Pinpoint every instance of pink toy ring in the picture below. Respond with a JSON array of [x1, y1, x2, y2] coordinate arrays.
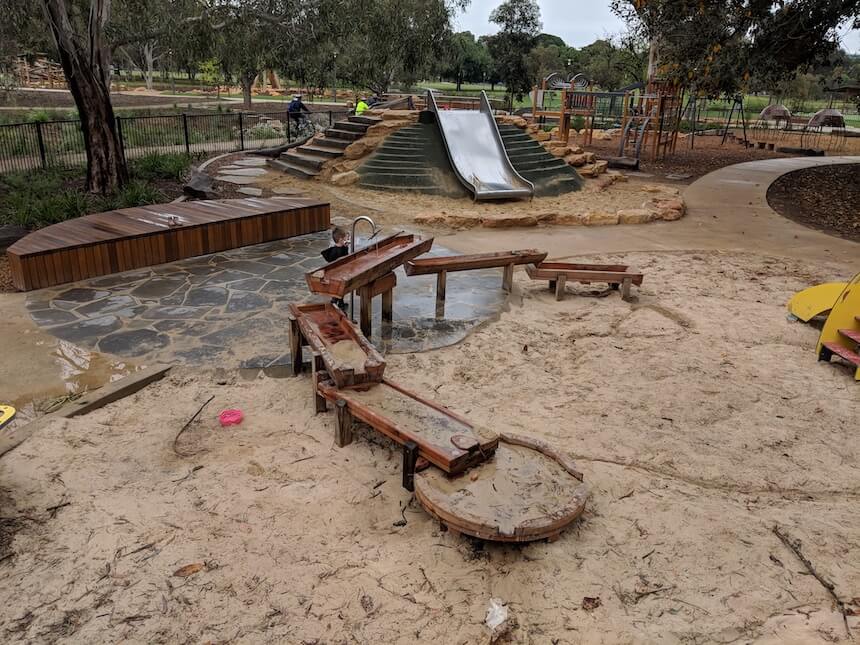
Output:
[[219, 409, 244, 427]]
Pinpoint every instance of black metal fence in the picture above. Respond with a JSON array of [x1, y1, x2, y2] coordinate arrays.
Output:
[[0, 109, 349, 174]]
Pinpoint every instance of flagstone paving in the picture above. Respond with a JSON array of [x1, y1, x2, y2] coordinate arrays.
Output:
[[25, 232, 507, 368]]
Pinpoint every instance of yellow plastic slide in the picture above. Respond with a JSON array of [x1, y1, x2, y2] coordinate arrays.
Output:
[[817, 273, 860, 381], [0, 405, 16, 431], [787, 282, 847, 322]]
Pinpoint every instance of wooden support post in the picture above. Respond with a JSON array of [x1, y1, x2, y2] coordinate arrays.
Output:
[[335, 399, 353, 447], [435, 270, 447, 319], [548, 279, 556, 292], [311, 353, 327, 414], [621, 277, 632, 302], [381, 288, 393, 324], [502, 263, 514, 292], [358, 286, 372, 338], [555, 274, 567, 301], [402, 440, 419, 492], [289, 315, 303, 376]]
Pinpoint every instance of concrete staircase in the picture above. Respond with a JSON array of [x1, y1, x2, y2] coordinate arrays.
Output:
[[268, 114, 382, 179], [357, 117, 584, 198], [497, 125, 584, 196], [357, 121, 466, 196]]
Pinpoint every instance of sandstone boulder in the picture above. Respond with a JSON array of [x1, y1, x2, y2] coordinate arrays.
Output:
[[495, 114, 528, 128], [565, 153, 588, 167], [330, 171, 360, 186], [582, 211, 619, 226], [366, 120, 412, 136], [651, 198, 686, 221], [343, 136, 383, 160], [379, 109, 418, 122], [533, 130, 551, 142], [543, 212, 585, 226], [617, 209, 656, 225], [481, 213, 538, 228]]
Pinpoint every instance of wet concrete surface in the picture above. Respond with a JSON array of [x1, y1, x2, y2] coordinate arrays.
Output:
[[25, 232, 509, 369]]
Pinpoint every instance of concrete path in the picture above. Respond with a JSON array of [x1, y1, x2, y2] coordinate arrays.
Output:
[[440, 156, 860, 267]]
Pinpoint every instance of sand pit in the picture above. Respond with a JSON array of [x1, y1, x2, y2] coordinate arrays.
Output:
[[1, 250, 859, 643]]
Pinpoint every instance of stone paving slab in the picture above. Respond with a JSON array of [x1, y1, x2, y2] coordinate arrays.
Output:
[[26, 232, 508, 367]]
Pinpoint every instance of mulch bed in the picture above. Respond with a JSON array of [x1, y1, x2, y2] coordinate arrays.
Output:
[[587, 134, 793, 183], [0, 89, 213, 109], [0, 255, 15, 293], [767, 163, 860, 242]]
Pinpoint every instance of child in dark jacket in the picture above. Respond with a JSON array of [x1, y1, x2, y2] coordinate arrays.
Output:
[[320, 226, 350, 311]]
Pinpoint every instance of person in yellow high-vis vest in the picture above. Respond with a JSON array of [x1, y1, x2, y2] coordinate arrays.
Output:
[[355, 97, 369, 115]]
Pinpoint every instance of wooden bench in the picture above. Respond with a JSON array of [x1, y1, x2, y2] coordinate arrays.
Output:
[[525, 262, 644, 301], [404, 249, 547, 317], [7, 197, 330, 291]]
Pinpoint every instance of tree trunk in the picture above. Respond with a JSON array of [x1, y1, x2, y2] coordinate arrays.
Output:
[[143, 42, 154, 90], [42, 0, 127, 195], [241, 72, 253, 109], [456, 73, 462, 92]]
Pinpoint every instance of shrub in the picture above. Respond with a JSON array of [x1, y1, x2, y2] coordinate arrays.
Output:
[[107, 180, 166, 209], [130, 152, 192, 181]]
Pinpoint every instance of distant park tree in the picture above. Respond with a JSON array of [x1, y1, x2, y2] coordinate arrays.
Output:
[[443, 32, 489, 90], [525, 44, 565, 84], [486, 0, 542, 102], [341, 0, 465, 94], [535, 33, 565, 49], [611, 0, 860, 95], [580, 38, 645, 90]]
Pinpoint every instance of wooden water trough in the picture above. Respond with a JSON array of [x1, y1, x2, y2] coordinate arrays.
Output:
[[405, 249, 547, 317], [305, 232, 433, 337], [526, 261, 644, 301]]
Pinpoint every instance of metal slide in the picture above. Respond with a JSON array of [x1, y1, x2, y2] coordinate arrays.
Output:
[[427, 91, 534, 200]]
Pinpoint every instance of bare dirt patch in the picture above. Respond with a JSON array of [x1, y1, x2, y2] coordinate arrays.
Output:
[[1, 250, 858, 643], [767, 163, 860, 243], [586, 134, 794, 183], [0, 89, 213, 110]]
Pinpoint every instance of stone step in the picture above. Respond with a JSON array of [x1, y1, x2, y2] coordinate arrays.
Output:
[[360, 165, 434, 176], [282, 151, 328, 171], [298, 145, 343, 159], [348, 115, 383, 126], [312, 137, 351, 151], [519, 166, 578, 180], [360, 179, 439, 191], [505, 142, 542, 151], [267, 158, 318, 179], [333, 120, 370, 133], [372, 152, 428, 162], [362, 159, 427, 170], [376, 143, 433, 154], [385, 134, 428, 144], [508, 150, 557, 162], [325, 128, 363, 141], [514, 158, 568, 171]]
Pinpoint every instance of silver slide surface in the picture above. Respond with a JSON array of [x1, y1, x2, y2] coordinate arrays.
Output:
[[427, 91, 534, 200]]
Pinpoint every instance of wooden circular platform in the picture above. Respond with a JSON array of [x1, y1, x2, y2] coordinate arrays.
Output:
[[414, 433, 589, 542]]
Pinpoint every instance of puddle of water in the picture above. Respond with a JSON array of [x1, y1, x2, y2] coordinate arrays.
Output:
[[9, 339, 137, 422]]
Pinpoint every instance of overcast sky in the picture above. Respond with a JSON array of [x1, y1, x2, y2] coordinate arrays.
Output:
[[454, 1, 860, 54]]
